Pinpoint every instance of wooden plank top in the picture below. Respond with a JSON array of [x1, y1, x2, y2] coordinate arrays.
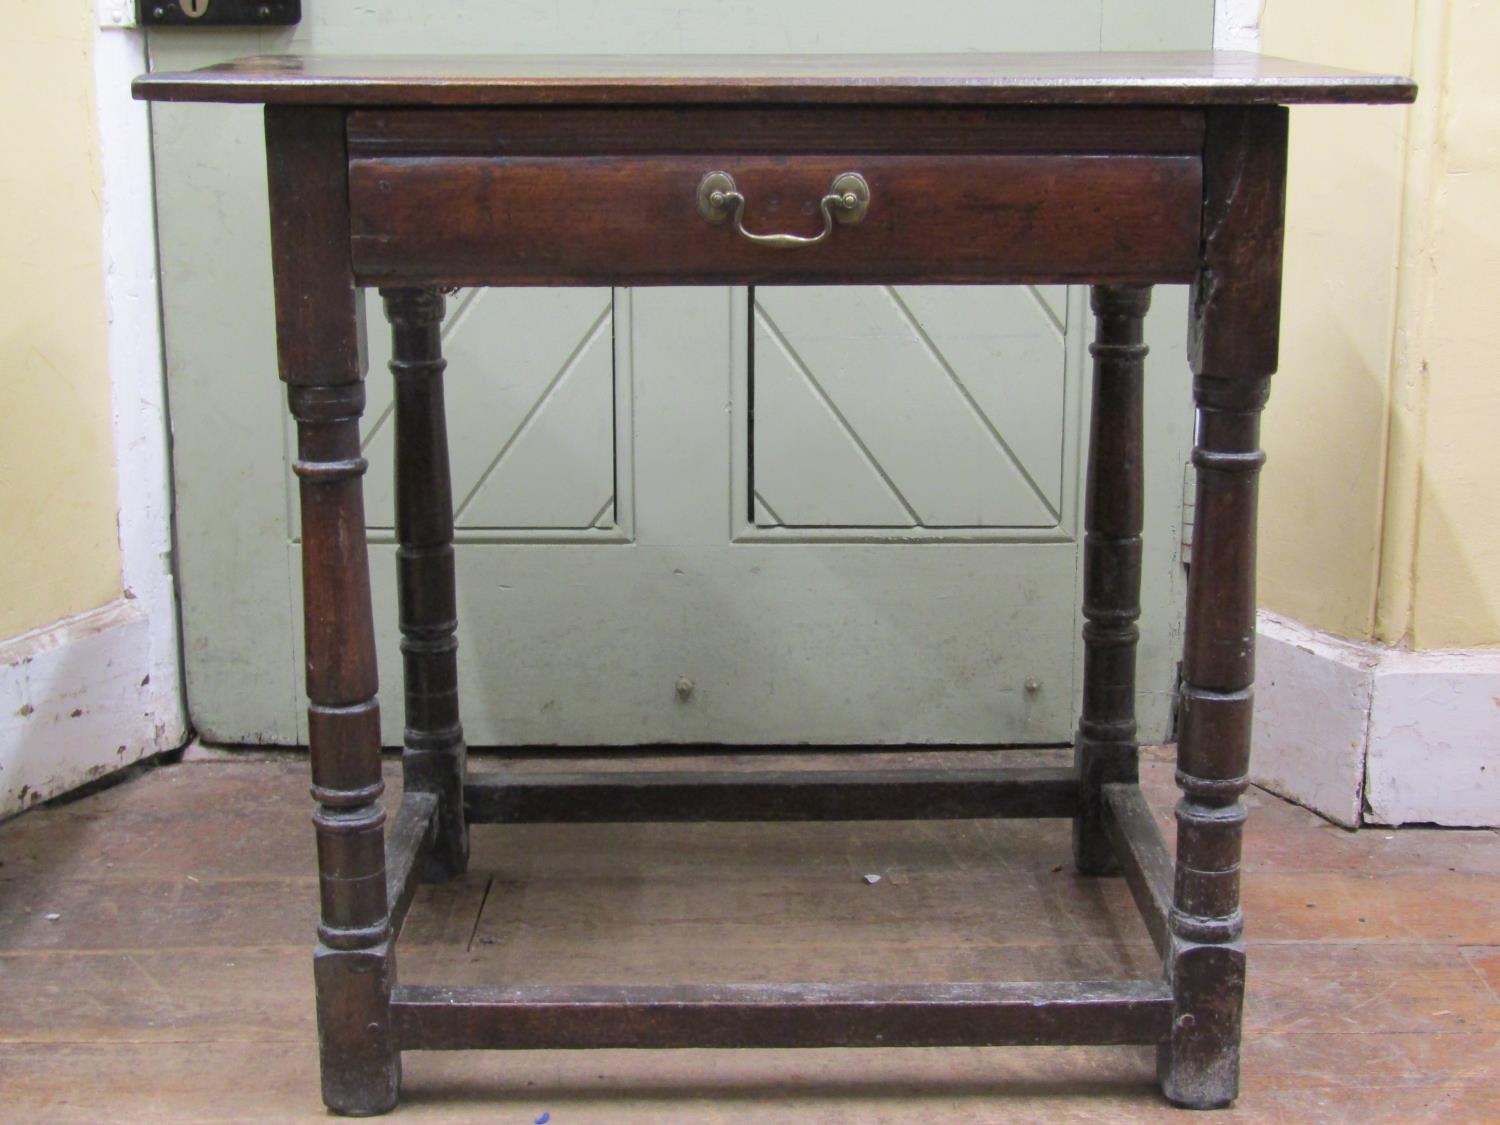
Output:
[[133, 52, 1415, 108]]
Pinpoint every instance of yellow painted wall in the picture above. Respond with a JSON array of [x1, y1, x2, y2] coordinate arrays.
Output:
[[1261, 0, 1500, 649], [0, 3, 122, 638], [1405, 0, 1500, 647], [1258, 0, 1417, 639]]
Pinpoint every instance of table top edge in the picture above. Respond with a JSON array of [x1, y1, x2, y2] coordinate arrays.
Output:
[[131, 51, 1418, 108]]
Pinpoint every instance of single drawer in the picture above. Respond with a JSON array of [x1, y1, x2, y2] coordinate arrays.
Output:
[[347, 110, 1204, 288]]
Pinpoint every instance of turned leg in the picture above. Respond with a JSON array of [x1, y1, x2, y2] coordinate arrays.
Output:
[[1161, 106, 1288, 1109], [1073, 284, 1150, 876], [1162, 372, 1264, 1108], [293, 383, 399, 1114], [267, 107, 398, 1115], [382, 287, 469, 880]]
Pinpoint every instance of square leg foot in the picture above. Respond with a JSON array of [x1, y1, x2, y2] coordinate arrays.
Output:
[[316, 943, 401, 1116], [1158, 939, 1245, 1111]]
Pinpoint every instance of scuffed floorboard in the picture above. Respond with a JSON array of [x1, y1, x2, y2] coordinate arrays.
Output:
[[1, 746, 1498, 1123]]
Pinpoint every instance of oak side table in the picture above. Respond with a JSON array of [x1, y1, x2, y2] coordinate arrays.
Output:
[[135, 53, 1414, 1115]]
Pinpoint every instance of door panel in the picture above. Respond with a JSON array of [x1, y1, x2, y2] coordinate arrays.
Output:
[[360, 287, 621, 533], [148, 1, 1211, 747], [753, 286, 1067, 529], [348, 289, 1085, 747]]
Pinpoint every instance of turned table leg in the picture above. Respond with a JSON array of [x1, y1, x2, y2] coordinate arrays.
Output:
[[1161, 106, 1288, 1109], [293, 382, 399, 1115], [1074, 284, 1150, 876], [267, 106, 399, 1115], [382, 287, 469, 879]]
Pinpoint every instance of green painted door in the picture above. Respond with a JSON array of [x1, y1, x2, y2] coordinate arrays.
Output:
[[148, 2, 1211, 748]]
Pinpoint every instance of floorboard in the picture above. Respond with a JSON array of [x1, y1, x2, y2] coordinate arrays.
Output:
[[0, 745, 1497, 1122]]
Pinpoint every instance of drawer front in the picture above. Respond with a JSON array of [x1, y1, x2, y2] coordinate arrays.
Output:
[[348, 150, 1203, 288]]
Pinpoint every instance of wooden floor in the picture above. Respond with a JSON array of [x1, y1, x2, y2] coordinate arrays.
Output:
[[1, 745, 1498, 1123]]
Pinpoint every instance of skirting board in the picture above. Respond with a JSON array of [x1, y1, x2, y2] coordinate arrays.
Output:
[[1254, 610, 1500, 827], [0, 600, 185, 819]]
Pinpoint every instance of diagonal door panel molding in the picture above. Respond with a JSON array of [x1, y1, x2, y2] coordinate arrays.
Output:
[[753, 285, 1068, 530], [360, 287, 617, 532], [1029, 284, 1068, 335], [358, 287, 485, 463], [456, 300, 614, 528], [753, 305, 920, 528], [891, 284, 1069, 513]]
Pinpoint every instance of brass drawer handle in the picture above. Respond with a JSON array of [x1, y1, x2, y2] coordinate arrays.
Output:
[[697, 170, 870, 248]]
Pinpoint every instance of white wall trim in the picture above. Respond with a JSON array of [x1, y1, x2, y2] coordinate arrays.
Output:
[[1254, 611, 1500, 828], [1253, 612, 1376, 827], [0, 601, 164, 815], [0, 14, 189, 817], [1213, 0, 1263, 52], [95, 18, 182, 726]]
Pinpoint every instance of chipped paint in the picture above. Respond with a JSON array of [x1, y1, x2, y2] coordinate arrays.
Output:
[[1, 600, 181, 819], [1256, 610, 1500, 828], [0, 20, 187, 820]]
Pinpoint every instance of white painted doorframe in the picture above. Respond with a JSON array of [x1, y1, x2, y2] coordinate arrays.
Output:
[[0, 12, 186, 818]]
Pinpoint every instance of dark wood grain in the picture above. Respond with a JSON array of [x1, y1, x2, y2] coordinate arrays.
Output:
[[384, 791, 438, 944], [133, 51, 1417, 107], [290, 385, 399, 1117], [1189, 107, 1291, 376], [265, 107, 364, 386], [381, 288, 469, 881], [1073, 285, 1150, 876], [346, 106, 1206, 157], [269, 107, 397, 1117], [390, 980, 1174, 1051], [1160, 106, 1288, 1112], [349, 153, 1203, 287], [1103, 782, 1174, 957], [463, 766, 1079, 824]]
